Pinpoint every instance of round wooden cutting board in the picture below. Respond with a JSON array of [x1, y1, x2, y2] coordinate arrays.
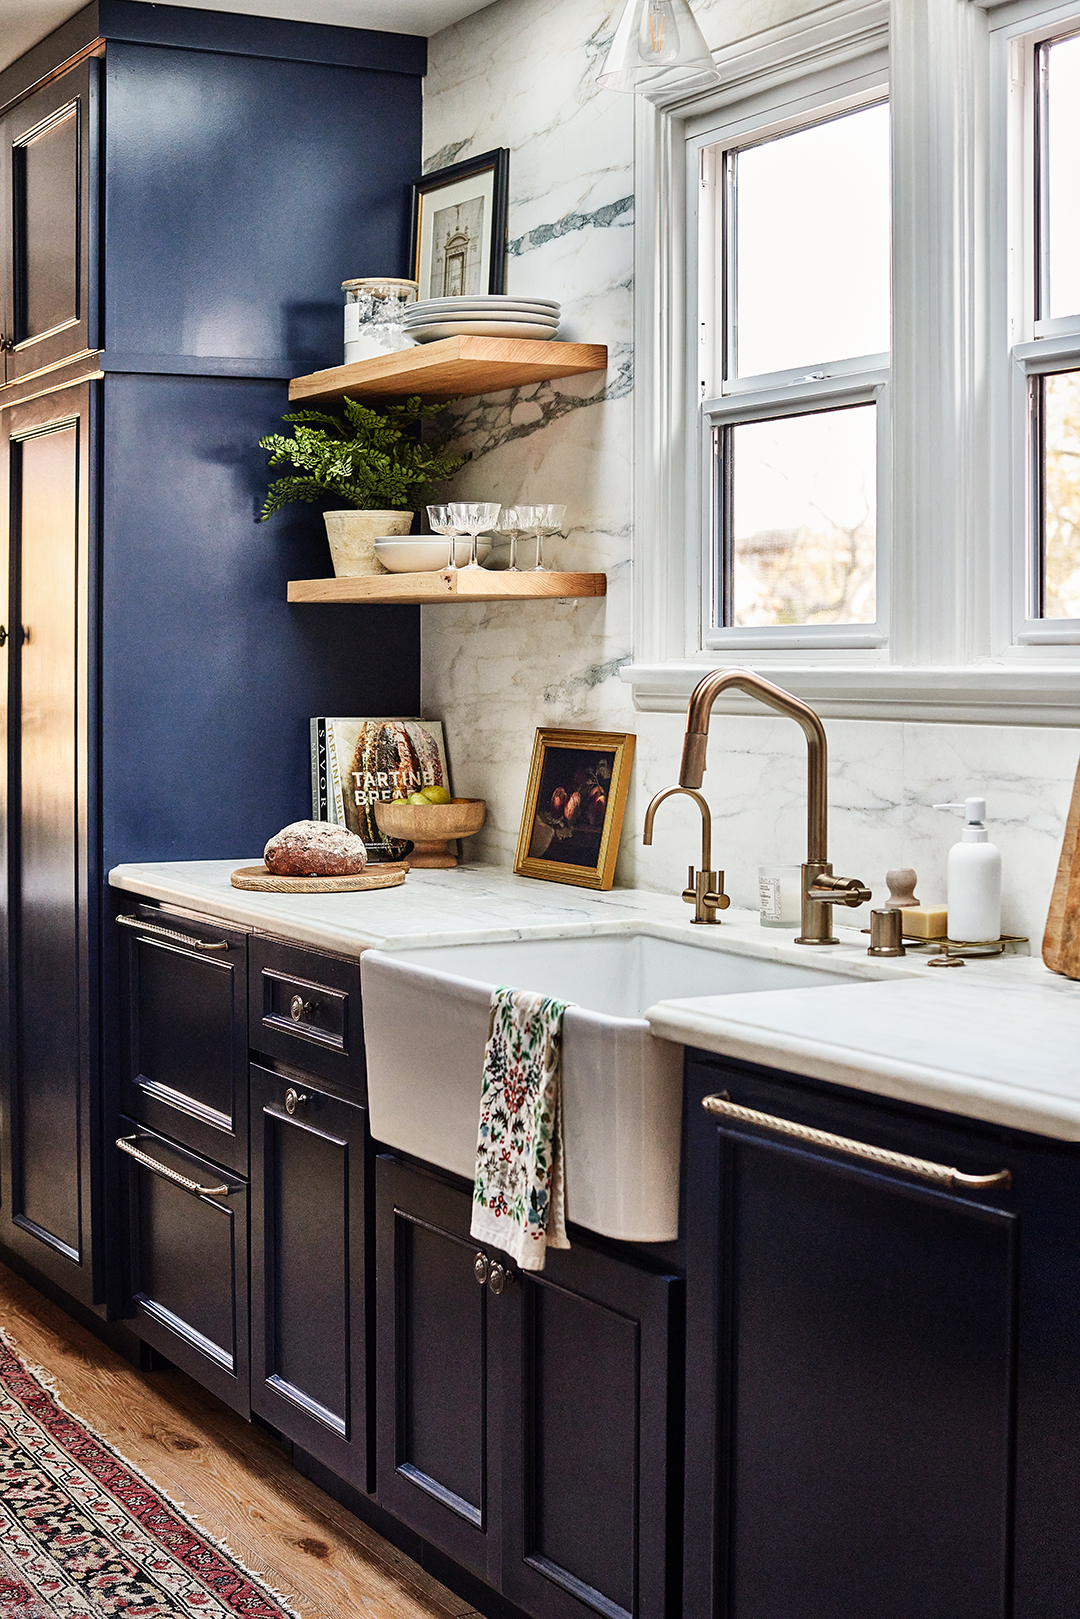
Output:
[[230, 863, 408, 893]]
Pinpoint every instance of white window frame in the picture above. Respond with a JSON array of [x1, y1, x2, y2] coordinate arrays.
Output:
[[621, 0, 1080, 725], [990, 1, 1080, 652]]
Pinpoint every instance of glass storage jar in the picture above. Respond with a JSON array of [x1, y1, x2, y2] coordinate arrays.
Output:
[[343, 277, 418, 363]]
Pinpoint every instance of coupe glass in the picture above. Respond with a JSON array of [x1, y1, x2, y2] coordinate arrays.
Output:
[[515, 505, 545, 572], [426, 504, 461, 569], [534, 504, 567, 572], [447, 501, 502, 571], [495, 506, 523, 571]]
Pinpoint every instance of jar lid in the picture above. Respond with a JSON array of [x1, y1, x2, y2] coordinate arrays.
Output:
[[342, 277, 419, 297]]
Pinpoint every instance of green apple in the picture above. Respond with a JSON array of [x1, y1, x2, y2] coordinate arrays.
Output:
[[419, 784, 452, 805]]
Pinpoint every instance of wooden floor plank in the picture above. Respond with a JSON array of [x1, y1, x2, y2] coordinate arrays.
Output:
[[0, 1263, 479, 1619]]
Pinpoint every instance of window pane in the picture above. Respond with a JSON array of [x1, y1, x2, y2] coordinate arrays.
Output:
[[731, 103, 890, 379], [1042, 370, 1080, 617], [1041, 35, 1080, 322], [726, 405, 877, 627]]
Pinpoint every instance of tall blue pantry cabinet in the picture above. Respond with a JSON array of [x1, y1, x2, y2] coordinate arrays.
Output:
[[0, 0, 424, 1314]]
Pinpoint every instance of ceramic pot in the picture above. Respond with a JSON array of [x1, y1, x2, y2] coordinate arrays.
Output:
[[373, 798, 486, 869], [323, 509, 413, 576]]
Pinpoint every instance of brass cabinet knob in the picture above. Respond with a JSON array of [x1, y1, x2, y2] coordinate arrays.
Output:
[[473, 1251, 489, 1286], [284, 1088, 308, 1116], [290, 995, 315, 1023]]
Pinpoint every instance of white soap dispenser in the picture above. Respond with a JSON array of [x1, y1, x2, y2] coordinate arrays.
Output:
[[931, 796, 1002, 943]]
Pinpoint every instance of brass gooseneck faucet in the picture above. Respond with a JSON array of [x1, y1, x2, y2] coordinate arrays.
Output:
[[642, 785, 731, 924], [650, 667, 871, 944]]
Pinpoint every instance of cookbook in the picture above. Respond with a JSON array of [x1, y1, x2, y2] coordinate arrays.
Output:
[[310, 717, 451, 861]]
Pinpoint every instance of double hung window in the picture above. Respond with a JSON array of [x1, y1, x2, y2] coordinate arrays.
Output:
[[626, 0, 1080, 722], [700, 100, 890, 651]]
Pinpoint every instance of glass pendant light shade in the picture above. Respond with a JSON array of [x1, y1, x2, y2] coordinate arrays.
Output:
[[598, 0, 720, 95]]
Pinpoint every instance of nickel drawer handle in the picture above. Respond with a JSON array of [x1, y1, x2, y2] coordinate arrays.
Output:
[[116, 1135, 232, 1198], [117, 914, 229, 952], [702, 1094, 1011, 1190]]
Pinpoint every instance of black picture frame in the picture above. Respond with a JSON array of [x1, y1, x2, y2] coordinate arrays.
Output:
[[408, 147, 510, 298]]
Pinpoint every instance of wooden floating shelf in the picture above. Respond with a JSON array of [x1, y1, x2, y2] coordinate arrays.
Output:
[[287, 570, 607, 605], [288, 336, 608, 405]]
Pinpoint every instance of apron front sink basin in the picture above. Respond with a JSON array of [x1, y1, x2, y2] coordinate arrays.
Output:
[[360, 931, 862, 1243]]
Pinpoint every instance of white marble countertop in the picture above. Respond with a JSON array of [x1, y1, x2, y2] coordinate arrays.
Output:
[[110, 858, 1080, 1142]]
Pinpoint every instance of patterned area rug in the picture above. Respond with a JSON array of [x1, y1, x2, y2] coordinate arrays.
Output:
[[0, 1332, 299, 1619]]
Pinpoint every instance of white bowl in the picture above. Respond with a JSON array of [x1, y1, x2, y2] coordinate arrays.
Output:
[[374, 537, 493, 572]]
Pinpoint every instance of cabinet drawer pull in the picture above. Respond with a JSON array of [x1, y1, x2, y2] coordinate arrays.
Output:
[[116, 1135, 232, 1198], [290, 995, 315, 1022], [117, 914, 229, 952], [702, 1094, 1012, 1190], [284, 1088, 308, 1116], [473, 1251, 489, 1286]]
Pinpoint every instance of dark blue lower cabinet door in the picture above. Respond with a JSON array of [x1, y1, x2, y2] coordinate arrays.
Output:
[[118, 1116, 249, 1416], [249, 1065, 368, 1492], [374, 1156, 500, 1585], [500, 1244, 682, 1619], [685, 1060, 1018, 1619]]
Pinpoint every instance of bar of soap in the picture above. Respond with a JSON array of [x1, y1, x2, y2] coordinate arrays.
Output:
[[900, 904, 948, 939]]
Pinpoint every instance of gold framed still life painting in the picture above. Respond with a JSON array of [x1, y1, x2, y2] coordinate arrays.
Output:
[[514, 728, 636, 891]]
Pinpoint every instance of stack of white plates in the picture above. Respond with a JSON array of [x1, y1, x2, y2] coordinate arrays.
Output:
[[402, 295, 560, 343]]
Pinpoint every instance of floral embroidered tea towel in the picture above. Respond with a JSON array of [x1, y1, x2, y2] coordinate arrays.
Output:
[[471, 985, 571, 1271]]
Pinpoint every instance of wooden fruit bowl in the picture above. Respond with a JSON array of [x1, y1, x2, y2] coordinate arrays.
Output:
[[374, 797, 486, 868]]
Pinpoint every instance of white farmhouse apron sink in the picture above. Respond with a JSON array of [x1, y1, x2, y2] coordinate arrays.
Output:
[[360, 932, 863, 1243]]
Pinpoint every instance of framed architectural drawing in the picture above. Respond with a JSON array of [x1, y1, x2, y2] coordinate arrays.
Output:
[[409, 148, 510, 298]]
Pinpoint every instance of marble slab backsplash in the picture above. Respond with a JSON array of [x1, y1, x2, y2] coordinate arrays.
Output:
[[421, 0, 1080, 954]]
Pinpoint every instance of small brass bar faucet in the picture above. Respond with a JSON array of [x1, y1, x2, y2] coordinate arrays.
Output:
[[674, 667, 871, 944], [642, 785, 730, 924]]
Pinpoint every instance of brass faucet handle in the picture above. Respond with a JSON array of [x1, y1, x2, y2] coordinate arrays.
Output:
[[683, 866, 730, 924], [807, 872, 872, 908]]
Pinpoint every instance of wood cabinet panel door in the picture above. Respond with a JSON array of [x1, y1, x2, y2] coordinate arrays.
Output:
[[118, 905, 249, 1173], [118, 1116, 249, 1415], [375, 1155, 501, 1585], [250, 1065, 369, 1492], [502, 1245, 682, 1619], [0, 382, 95, 1303], [0, 60, 97, 383], [685, 1059, 1018, 1619]]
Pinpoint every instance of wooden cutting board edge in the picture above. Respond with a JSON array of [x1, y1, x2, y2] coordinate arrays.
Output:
[[230, 863, 408, 893], [1043, 748, 1080, 977]]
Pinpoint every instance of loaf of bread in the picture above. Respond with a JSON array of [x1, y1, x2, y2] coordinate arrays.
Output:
[[264, 821, 368, 876]]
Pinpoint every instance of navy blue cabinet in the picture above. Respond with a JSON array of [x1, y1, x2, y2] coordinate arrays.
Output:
[[250, 1063, 369, 1493], [375, 1154, 682, 1619], [684, 1052, 1080, 1619], [0, 3, 425, 1309]]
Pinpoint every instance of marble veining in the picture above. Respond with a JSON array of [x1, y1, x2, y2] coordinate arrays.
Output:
[[419, 0, 1079, 965], [508, 195, 633, 258]]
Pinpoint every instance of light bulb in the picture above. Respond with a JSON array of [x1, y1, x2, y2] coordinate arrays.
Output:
[[639, 0, 681, 62]]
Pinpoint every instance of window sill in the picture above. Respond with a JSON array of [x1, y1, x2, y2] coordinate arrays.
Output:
[[620, 661, 1080, 724]]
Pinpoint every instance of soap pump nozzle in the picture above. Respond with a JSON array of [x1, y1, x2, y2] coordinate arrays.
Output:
[[933, 797, 988, 842]]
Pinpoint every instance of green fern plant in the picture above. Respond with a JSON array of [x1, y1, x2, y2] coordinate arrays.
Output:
[[258, 395, 465, 519]]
